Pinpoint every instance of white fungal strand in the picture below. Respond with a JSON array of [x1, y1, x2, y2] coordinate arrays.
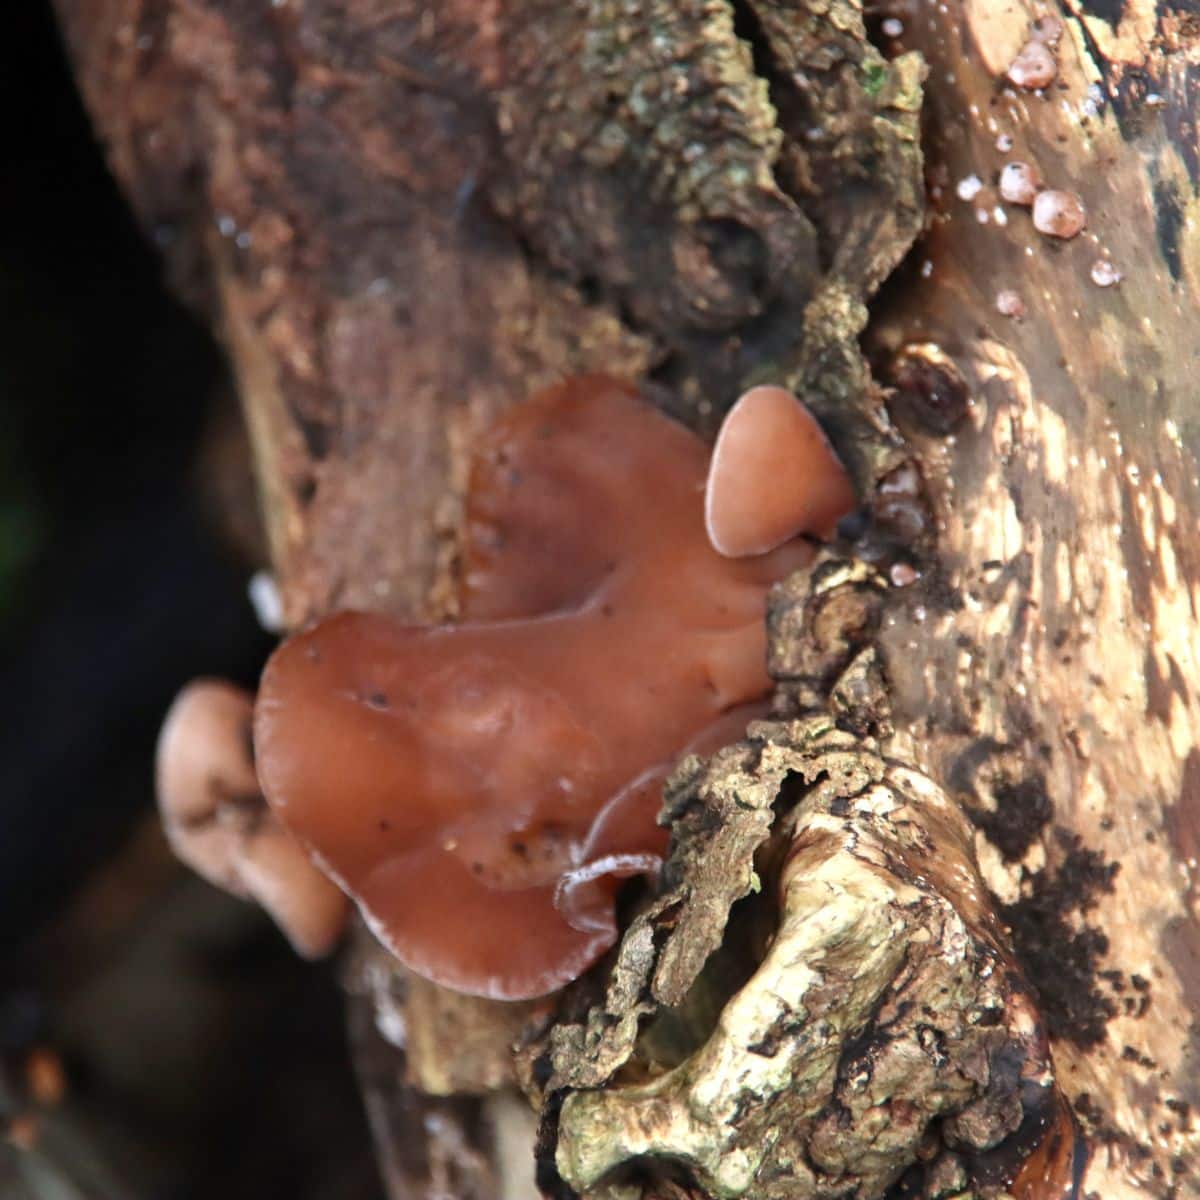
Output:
[[249, 570, 286, 633], [1032, 190, 1087, 239], [998, 162, 1041, 206], [1091, 259, 1122, 287], [1007, 39, 1057, 90]]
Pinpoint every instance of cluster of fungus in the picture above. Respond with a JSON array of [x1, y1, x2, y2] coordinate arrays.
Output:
[[992, 18, 1090, 245], [160, 377, 854, 1000], [996, 160, 1086, 241]]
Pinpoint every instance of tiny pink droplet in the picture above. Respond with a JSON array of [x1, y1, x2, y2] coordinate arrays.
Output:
[[996, 289, 1025, 319], [1032, 190, 1087, 239], [1030, 15, 1063, 46], [998, 162, 1041, 206], [1007, 39, 1057, 90]]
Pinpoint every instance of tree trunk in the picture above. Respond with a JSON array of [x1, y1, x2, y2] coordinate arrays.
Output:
[[865, 4, 1200, 1194], [53, 0, 1199, 1197]]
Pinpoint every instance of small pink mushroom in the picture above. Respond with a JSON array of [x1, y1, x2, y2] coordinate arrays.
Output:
[[1032, 190, 1087, 239], [995, 289, 1026, 319], [1007, 39, 1057, 90], [157, 679, 349, 958], [705, 385, 856, 559], [998, 162, 1040, 206]]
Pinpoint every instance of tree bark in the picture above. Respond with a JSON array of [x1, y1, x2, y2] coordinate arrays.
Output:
[[53, 0, 1199, 1197], [868, 2, 1200, 1191]]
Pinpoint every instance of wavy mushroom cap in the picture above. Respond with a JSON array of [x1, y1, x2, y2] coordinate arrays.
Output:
[[255, 376, 853, 998]]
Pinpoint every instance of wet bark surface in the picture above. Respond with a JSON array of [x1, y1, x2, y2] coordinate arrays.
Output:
[[866, 3, 1200, 1192], [50, 0, 1200, 1196]]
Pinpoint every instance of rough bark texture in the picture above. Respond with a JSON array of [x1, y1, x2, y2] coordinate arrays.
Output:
[[866, 3, 1200, 1193], [52, 0, 1199, 1197]]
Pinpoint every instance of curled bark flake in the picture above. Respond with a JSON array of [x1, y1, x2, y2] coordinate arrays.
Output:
[[542, 553, 1080, 1199], [542, 731, 798, 1096], [767, 557, 888, 712], [551, 718, 1060, 1200]]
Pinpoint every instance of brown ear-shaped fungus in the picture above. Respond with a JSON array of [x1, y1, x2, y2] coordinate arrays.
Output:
[[255, 376, 855, 999], [156, 680, 349, 959], [705, 385, 855, 558]]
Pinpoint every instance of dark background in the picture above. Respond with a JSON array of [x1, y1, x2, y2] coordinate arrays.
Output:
[[0, 5, 382, 1195]]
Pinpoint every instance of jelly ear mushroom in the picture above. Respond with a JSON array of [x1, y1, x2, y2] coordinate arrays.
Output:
[[705, 385, 856, 558], [255, 376, 824, 1000], [156, 679, 349, 959]]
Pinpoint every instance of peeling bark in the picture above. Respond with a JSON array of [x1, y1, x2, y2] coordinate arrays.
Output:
[[52, 0, 1200, 1197], [534, 561, 1081, 1198], [550, 721, 1064, 1199]]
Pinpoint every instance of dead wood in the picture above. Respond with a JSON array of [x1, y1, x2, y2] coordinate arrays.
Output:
[[52, 0, 1200, 1196]]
